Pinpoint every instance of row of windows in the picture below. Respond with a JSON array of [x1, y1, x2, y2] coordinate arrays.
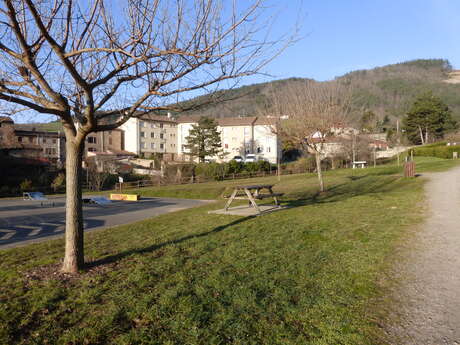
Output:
[[139, 121, 176, 128], [140, 142, 177, 150], [17, 136, 57, 144], [44, 148, 57, 155], [140, 132, 175, 139], [222, 143, 271, 153]]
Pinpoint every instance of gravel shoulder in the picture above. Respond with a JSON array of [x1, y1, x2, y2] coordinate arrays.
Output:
[[386, 166, 460, 344]]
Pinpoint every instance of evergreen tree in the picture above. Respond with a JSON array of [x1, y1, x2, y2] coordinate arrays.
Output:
[[360, 110, 377, 132], [403, 92, 457, 145], [185, 117, 222, 162]]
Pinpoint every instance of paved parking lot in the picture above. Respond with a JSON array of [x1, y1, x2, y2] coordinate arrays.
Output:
[[0, 196, 212, 249]]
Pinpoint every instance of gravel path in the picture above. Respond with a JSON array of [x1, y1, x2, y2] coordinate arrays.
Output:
[[387, 166, 460, 344]]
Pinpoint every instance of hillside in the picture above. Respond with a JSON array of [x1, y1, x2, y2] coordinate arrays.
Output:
[[180, 59, 460, 124], [30, 59, 460, 129]]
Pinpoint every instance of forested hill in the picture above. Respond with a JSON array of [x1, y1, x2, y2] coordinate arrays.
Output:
[[180, 59, 460, 124], [31, 59, 460, 130]]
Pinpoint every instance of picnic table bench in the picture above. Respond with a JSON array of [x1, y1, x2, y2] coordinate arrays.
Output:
[[224, 184, 283, 214]]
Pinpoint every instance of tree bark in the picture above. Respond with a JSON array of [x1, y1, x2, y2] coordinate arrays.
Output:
[[315, 151, 325, 192], [419, 126, 425, 145], [62, 137, 85, 273]]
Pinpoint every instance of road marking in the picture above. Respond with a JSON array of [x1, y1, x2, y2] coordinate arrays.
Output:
[[28, 228, 41, 237], [0, 230, 15, 240]]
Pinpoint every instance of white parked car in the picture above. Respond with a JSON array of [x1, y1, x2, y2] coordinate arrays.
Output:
[[244, 154, 257, 163], [232, 155, 243, 163]]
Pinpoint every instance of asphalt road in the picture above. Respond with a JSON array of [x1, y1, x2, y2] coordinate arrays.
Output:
[[0, 196, 212, 249]]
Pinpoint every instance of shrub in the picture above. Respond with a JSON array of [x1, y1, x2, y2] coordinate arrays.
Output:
[[51, 173, 65, 192], [19, 179, 33, 192], [413, 144, 460, 159], [195, 162, 229, 181]]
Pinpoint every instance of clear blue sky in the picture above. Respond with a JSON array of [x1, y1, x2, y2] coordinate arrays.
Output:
[[250, 0, 460, 83], [11, 0, 460, 123]]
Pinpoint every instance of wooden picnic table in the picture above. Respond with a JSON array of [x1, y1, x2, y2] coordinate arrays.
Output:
[[224, 184, 283, 214]]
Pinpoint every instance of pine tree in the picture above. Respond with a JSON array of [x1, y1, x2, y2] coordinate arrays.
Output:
[[403, 92, 457, 144], [185, 117, 222, 162]]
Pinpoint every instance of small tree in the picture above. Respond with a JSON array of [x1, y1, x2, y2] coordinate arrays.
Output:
[[262, 80, 351, 192], [403, 92, 457, 145], [185, 117, 222, 162], [51, 173, 65, 193], [360, 110, 377, 133]]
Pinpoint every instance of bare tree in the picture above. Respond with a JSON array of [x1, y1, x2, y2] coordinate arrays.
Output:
[[0, 0, 295, 272], [262, 80, 351, 192]]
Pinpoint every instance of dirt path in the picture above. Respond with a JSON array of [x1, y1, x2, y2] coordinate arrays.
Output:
[[387, 166, 460, 344]]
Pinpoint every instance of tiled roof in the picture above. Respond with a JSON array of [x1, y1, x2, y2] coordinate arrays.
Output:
[[177, 115, 260, 126], [217, 117, 257, 126], [139, 114, 177, 123], [0, 116, 13, 123]]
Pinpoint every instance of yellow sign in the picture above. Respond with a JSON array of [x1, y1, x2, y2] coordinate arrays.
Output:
[[110, 193, 140, 201]]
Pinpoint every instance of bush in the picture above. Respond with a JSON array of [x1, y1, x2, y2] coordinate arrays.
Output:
[[413, 144, 460, 159], [228, 160, 244, 174], [195, 162, 229, 181], [19, 179, 33, 192], [51, 173, 65, 192]]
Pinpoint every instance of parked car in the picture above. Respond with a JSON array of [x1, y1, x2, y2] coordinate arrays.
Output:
[[232, 155, 243, 162], [244, 154, 257, 163]]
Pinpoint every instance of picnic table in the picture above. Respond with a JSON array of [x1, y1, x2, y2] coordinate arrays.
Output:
[[224, 184, 283, 214]]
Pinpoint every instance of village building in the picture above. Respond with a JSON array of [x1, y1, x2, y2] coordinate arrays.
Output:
[[177, 116, 280, 164], [120, 114, 178, 159], [0, 117, 65, 164]]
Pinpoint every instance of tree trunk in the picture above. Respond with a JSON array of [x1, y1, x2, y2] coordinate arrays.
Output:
[[425, 127, 429, 144], [419, 126, 425, 145], [315, 152, 325, 192], [62, 138, 85, 273]]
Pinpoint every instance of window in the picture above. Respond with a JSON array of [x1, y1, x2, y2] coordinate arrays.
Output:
[[151, 123, 155, 128], [43, 138, 47, 144], [140, 131, 145, 138], [140, 121, 145, 127], [150, 132, 155, 138], [160, 133, 164, 139], [159, 123, 164, 128], [160, 143, 164, 149], [109, 138, 112, 145], [28, 137, 33, 143], [17, 136, 22, 142], [88, 147, 96, 152], [267, 147, 271, 153], [224, 143, 228, 149], [140, 142, 146, 149], [151, 143, 155, 149], [52, 138, 57, 144], [88, 136, 96, 143]]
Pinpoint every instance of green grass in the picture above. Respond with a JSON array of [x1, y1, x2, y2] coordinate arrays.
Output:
[[0, 157, 459, 344]]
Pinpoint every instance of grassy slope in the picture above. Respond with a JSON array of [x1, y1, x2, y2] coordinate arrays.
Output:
[[0, 157, 458, 345]]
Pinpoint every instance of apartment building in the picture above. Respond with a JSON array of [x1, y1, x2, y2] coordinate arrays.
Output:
[[121, 114, 177, 157], [177, 115, 280, 163]]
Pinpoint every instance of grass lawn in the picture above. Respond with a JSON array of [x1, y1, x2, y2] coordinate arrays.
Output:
[[0, 157, 458, 345]]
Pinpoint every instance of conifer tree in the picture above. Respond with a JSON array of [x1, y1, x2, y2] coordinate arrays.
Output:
[[403, 92, 457, 144], [185, 117, 222, 162]]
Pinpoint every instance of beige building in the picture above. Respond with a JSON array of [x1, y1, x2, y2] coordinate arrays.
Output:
[[120, 114, 177, 158], [177, 116, 280, 163], [84, 129, 125, 156]]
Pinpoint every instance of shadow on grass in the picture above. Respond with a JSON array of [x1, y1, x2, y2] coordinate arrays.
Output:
[[87, 172, 410, 270], [86, 215, 254, 270], [282, 173, 408, 208]]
